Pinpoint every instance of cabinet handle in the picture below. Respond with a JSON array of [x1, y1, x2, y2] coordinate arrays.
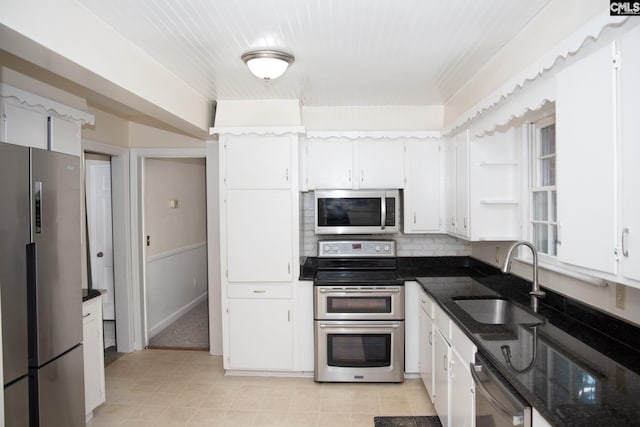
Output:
[[413, 212, 417, 224], [557, 223, 563, 245], [83, 313, 91, 318], [361, 169, 364, 183], [443, 354, 448, 372], [288, 310, 291, 322], [285, 168, 289, 182], [451, 216, 455, 226], [428, 331, 432, 345], [288, 262, 291, 275], [623, 226, 630, 257], [348, 169, 352, 182], [464, 217, 468, 229], [252, 290, 266, 294]]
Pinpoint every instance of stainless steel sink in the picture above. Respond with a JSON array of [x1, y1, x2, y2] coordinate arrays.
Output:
[[453, 297, 543, 326]]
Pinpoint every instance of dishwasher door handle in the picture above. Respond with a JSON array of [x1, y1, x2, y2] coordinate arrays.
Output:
[[470, 362, 525, 426]]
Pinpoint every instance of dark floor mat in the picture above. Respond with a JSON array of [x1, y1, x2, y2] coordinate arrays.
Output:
[[374, 416, 443, 427]]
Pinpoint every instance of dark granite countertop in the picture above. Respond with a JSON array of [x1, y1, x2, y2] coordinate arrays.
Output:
[[417, 274, 640, 427], [82, 288, 106, 302], [300, 255, 640, 426]]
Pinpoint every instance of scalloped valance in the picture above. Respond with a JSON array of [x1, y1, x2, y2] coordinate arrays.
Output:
[[0, 83, 95, 126], [304, 130, 441, 140], [209, 126, 305, 136], [446, 12, 632, 138]]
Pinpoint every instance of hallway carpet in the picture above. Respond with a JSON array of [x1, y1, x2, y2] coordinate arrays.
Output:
[[148, 299, 209, 350]]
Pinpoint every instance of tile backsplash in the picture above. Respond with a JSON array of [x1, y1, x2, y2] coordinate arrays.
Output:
[[300, 191, 471, 257]]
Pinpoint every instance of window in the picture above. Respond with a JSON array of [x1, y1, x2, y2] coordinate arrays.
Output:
[[530, 117, 557, 256]]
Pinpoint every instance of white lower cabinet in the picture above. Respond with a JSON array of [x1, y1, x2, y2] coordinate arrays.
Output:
[[430, 301, 476, 427], [82, 296, 105, 418], [227, 298, 293, 370], [418, 290, 434, 399]]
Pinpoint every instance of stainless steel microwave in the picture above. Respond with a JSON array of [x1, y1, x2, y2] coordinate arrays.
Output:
[[314, 189, 400, 234]]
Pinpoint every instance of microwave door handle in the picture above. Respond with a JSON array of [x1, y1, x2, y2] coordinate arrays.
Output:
[[381, 196, 386, 230]]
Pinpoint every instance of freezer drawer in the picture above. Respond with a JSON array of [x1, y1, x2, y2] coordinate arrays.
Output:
[[4, 376, 29, 426], [30, 344, 85, 427]]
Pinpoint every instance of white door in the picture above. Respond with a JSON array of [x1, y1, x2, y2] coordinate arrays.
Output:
[[419, 306, 434, 399], [86, 159, 115, 320]]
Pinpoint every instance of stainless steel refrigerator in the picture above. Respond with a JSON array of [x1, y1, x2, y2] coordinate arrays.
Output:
[[1, 142, 85, 426]]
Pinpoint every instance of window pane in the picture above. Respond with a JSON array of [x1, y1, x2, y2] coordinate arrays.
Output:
[[550, 191, 557, 222], [540, 124, 556, 156], [534, 223, 549, 254], [533, 192, 548, 221], [541, 157, 556, 186], [549, 225, 557, 256]]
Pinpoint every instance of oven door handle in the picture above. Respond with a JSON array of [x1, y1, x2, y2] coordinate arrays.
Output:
[[318, 322, 401, 329], [318, 288, 401, 294]]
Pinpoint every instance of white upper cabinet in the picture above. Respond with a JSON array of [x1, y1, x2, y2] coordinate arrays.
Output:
[[619, 26, 640, 283], [306, 139, 354, 189], [358, 139, 405, 188], [556, 41, 617, 275], [1, 84, 93, 156], [404, 140, 442, 233], [445, 128, 520, 241], [224, 134, 293, 189], [305, 138, 405, 189], [1, 100, 48, 149]]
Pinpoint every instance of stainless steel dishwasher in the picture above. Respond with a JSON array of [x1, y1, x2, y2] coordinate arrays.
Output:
[[471, 352, 532, 427]]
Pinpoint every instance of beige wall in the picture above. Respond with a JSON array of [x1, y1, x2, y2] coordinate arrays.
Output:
[[129, 122, 205, 148], [82, 106, 129, 147], [444, 0, 604, 127], [144, 158, 207, 256]]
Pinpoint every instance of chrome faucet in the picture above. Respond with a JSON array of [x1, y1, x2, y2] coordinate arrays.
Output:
[[502, 241, 546, 312]]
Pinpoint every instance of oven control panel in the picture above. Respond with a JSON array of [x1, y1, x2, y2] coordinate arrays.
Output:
[[318, 240, 396, 257]]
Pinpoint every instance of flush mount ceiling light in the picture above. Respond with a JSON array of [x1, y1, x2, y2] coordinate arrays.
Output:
[[241, 50, 295, 81]]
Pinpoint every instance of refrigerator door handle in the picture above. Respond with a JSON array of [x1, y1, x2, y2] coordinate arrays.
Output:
[[34, 181, 42, 234]]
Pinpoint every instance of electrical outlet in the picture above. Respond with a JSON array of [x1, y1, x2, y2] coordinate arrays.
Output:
[[616, 283, 626, 310]]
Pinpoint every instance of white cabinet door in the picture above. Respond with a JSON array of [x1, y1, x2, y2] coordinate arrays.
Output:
[[619, 26, 640, 282], [404, 282, 421, 374], [404, 141, 441, 233], [433, 328, 450, 427], [444, 137, 457, 234], [82, 297, 105, 415], [228, 298, 293, 370], [49, 116, 80, 156], [455, 131, 470, 238], [306, 140, 354, 189], [556, 42, 617, 274], [357, 140, 405, 189], [226, 190, 293, 282], [1, 101, 47, 149], [224, 135, 292, 189], [449, 349, 474, 427], [419, 303, 434, 399]]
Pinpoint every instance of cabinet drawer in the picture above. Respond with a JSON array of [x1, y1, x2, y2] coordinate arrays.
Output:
[[82, 297, 101, 321], [227, 284, 292, 299], [418, 289, 434, 318], [433, 303, 451, 341], [451, 321, 476, 364]]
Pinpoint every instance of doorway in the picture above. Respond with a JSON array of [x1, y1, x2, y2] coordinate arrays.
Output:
[[142, 157, 209, 350]]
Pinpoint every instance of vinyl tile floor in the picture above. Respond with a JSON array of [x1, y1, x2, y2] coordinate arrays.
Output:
[[87, 349, 436, 427]]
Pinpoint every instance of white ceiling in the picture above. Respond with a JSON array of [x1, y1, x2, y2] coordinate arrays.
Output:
[[74, 0, 550, 107]]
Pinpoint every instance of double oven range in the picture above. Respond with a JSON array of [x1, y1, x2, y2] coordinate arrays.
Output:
[[314, 240, 404, 383]]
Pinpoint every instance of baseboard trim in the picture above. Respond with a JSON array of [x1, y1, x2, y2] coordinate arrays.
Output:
[[148, 292, 208, 338]]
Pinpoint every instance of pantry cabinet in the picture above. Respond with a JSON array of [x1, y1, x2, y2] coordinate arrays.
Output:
[[404, 140, 441, 233], [304, 138, 405, 189], [217, 130, 301, 373]]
